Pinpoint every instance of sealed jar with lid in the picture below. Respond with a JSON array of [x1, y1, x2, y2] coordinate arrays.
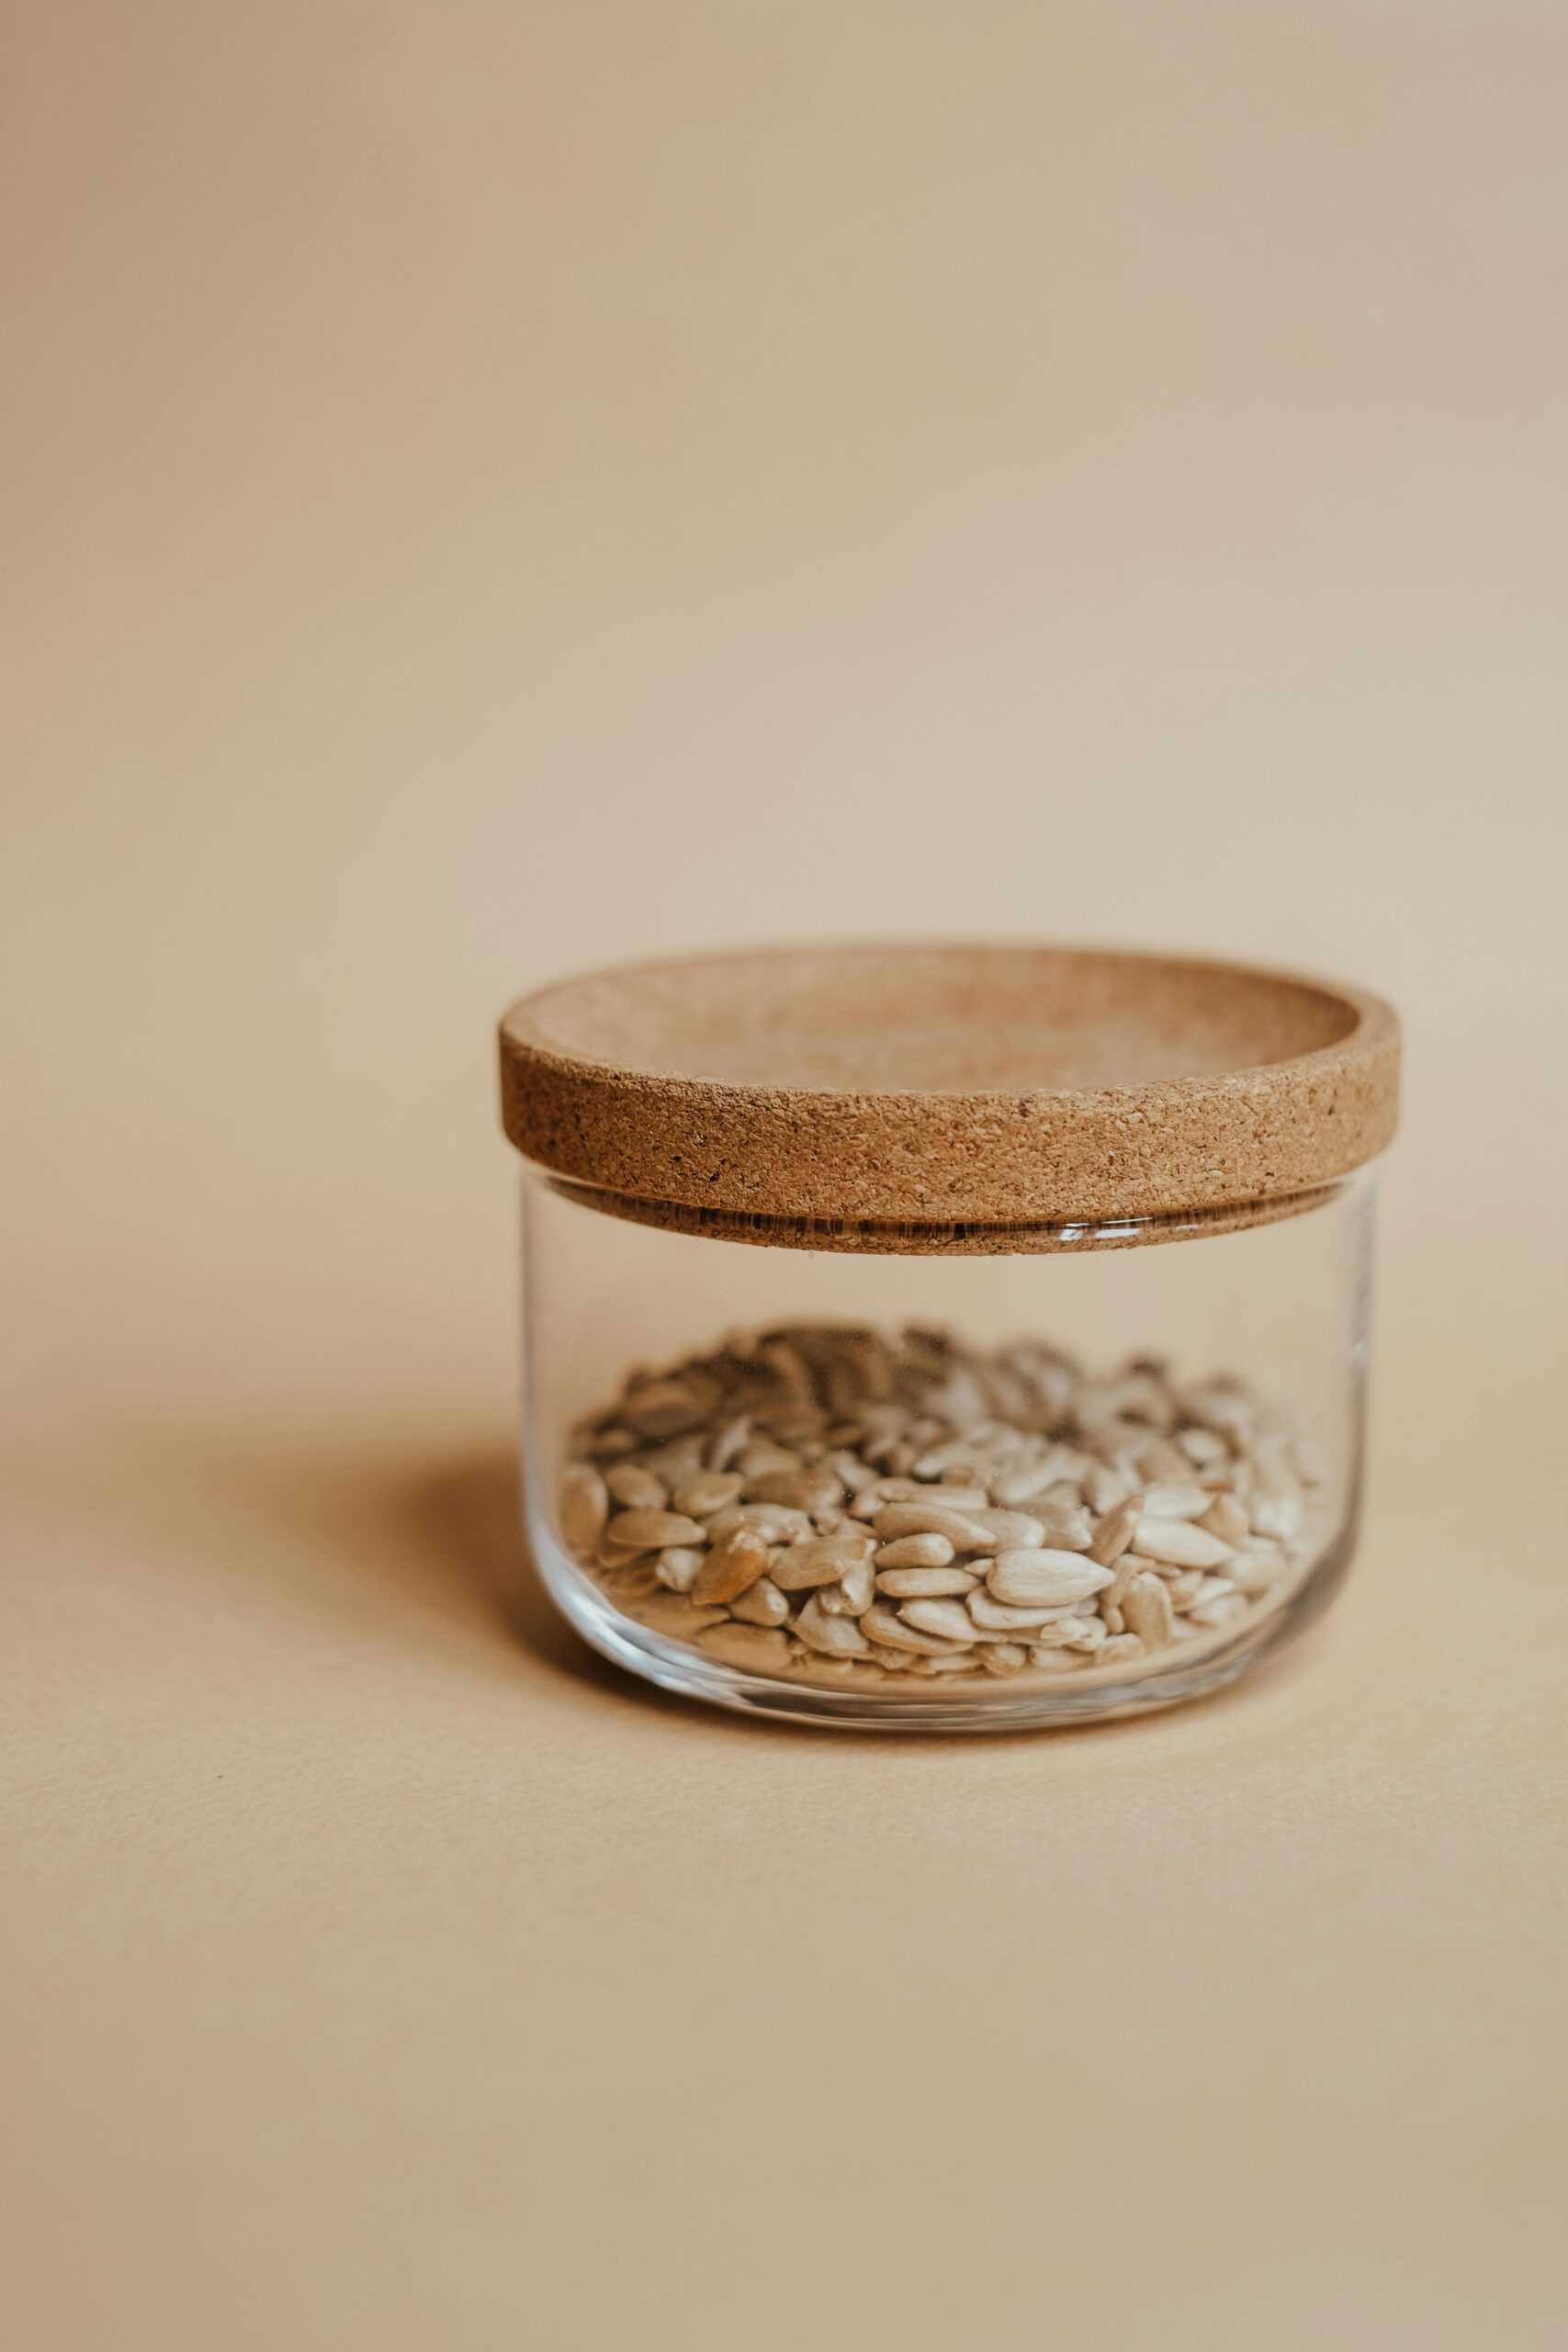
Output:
[[499, 944, 1399, 1730]]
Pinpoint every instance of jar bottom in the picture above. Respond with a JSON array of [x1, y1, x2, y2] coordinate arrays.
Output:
[[525, 1504, 1358, 1733]]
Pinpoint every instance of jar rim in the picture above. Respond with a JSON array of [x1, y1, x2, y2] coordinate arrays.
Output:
[[532, 1170, 1369, 1254], [499, 940, 1399, 1244]]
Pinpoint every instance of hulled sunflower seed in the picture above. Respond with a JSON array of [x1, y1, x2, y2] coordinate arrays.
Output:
[[1138, 1480, 1213, 1521], [606, 1507, 707, 1553], [876, 1565, 980, 1599], [622, 1379, 713, 1438], [705, 1502, 814, 1545], [604, 1463, 668, 1511], [637, 1593, 728, 1640], [1122, 1572, 1175, 1649], [1136, 1439, 1192, 1481], [747, 1466, 844, 1515], [987, 1551, 1112, 1608], [673, 1471, 746, 1518], [859, 1605, 964, 1656], [898, 1599, 979, 1645], [1088, 1496, 1142, 1569], [707, 1415, 750, 1471], [560, 1464, 609, 1555], [729, 1574, 789, 1626], [656, 1546, 705, 1593], [1188, 1591, 1248, 1628], [968, 1508, 1046, 1550], [1084, 1463, 1133, 1514], [874, 1532, 957, 1571], [967, 1590, 1084, 1634], [1199, 1491, 1250, 1547], [691, 1526, 771, 1605], [697, 1622, 792, 1673], [770, 1532, 875, 1591], [872, 1502, 999, 1552], [737, 1439, 800, 1479], [820, 1554, 877, 1614], [795, 1594, 871, 1657], [1130, 1516, 1233, 1569]]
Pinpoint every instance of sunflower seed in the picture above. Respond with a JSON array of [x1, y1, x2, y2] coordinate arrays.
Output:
[[876, 1566, 981, 1599], [1083, 1464, 1132, 1513], [1130, 1516, 1233, 1569], [1122, 1572, 1175, 1649], [559, 1464, 609, 1554], [705, 1503, 814, 1545], [707, 1415, 751, 1471], [747, 1466, 844, 1515], [606, 1508, 707, 1553], [968, 1509, 1046, 1550], [794, 1594, 871, 1656], [697, 1623, 792, 1673], [1030, 1614, 1100, 1648], [655, 1546, 705, 1593], [1199, 1491, 1250, 1547], [874, 1532, 957, 1571], [637, 1593, 728, 1640], [1088, 1496, 1142, 1569], [623, 1379, 713, 1438], [820, 1554, 877, 1614], [898, 1599, 979, 1645], [691, 1526, 771, 1605], [859, 1605, 964, 1656], [967, 1590, 1084, 1634], [729, 1574, 789, 1626], [604, 1463, 667, 1510], [987, 1551, 1112, 1608], [1138, 1480, 1213, 1521], [672, 1471, 746, 1518], [1188, 1591, 1248, 1629], [873, 1502, 999, 1552], [770, 1532, 874, 1591]]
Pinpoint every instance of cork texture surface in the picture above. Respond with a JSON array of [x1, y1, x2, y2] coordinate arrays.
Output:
[[500, 944, 1400, 1230]]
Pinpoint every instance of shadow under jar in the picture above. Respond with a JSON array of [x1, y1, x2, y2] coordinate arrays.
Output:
[[499, 943, 1400, 1731]]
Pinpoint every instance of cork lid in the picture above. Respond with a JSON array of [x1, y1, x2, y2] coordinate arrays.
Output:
[[499, 943, 1399, 1247]]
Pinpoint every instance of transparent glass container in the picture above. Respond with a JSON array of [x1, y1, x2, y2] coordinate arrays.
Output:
[[520, 1170, 1375, 1728], [501, 944, 1399, 1731]]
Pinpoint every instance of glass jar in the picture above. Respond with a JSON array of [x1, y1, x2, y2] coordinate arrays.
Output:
[[500, 945, 1399, 1730]]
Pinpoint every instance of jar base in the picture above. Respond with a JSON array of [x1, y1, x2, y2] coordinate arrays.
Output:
[[526, 1506, 1357, 1734]]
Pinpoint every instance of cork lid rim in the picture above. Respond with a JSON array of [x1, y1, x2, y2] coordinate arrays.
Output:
[[498, 940, 1400, 1229]]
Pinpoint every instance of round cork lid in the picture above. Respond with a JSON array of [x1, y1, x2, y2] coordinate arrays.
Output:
[[499, 943, 1399, 1243]]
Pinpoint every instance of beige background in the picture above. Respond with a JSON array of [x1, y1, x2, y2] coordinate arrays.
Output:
[[3, 5, 1566, 2346]]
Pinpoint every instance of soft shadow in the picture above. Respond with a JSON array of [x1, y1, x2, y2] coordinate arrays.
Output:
[[395, 1448, 682, 1715], [188, 1430, 1337, 1747], [176, 1428, 679, 1715]]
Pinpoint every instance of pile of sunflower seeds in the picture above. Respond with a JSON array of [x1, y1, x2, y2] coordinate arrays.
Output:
[[557, 1324, 1324, 1690]]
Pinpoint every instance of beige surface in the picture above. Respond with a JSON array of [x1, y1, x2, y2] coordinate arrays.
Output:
[[3, 5, 1566, 2347]]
